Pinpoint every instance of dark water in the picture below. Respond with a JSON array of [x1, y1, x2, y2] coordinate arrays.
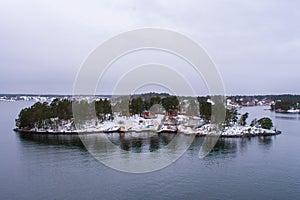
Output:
[[1, 102, 300, 200]]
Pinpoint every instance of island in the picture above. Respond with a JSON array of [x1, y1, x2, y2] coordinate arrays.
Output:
[[13, 93, 281, 137]]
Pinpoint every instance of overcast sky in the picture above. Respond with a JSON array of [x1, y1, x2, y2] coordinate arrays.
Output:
[[0, 0, 299, 95]]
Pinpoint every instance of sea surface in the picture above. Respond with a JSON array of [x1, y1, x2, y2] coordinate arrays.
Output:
[[0, 101, 300, 200]]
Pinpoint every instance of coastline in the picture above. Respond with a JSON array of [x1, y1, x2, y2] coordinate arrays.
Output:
[[13, 128, 281, 137]]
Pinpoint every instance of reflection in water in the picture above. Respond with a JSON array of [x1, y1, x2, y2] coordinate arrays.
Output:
[[149, 136, 159, 152], [79, 133, 196, 173], [16, 132, 275, 160], [203, 136, 275, 161], [208, 138, 238, 158], [275, 116, 300, 120], [131, 139, 143, 153], [120, 137, 130, 151], [17, 133, 85, 149], [239, 137, 249, 152], [238, 137, 253, 154], [258, 136, 274, 150], [106, 132, 175, 153]]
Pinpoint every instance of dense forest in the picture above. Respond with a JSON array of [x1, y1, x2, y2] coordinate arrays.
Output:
[[16, 98, 112, 129]]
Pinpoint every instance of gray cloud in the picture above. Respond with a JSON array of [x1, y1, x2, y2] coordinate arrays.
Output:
[[0, 0, 299, 94]]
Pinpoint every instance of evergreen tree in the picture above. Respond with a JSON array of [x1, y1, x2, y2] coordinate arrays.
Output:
[[258, 117, 273, 130], [130, 97, 145, 114], [240, 112, 249, 126], [199, 102, 212, 121], [150, 96, 161, 107], [161, 96, 179, 111]]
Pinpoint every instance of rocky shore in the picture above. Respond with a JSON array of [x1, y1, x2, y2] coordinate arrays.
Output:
[[13, 114, 281, 137]]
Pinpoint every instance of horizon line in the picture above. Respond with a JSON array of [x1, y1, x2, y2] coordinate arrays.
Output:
[[1, 92, 300, 97]]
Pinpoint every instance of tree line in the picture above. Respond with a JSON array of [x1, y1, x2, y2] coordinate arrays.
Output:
[[270, 100, 300, 111], [129, 96, 179, 114], [15, 95, 273, 130], [16, 98, 112, 129]]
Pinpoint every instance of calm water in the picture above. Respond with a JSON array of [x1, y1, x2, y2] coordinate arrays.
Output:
[[1, 101, 300, 199]]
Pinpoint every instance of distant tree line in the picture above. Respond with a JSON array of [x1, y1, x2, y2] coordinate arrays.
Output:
[[129, 96, 179, 114], [271, 100, 300, 111], [227, 94, 300, 102]]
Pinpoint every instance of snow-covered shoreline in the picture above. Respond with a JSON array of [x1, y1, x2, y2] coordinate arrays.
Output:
[[13, 128, 281, 137], [13, 114, 281, 137]]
